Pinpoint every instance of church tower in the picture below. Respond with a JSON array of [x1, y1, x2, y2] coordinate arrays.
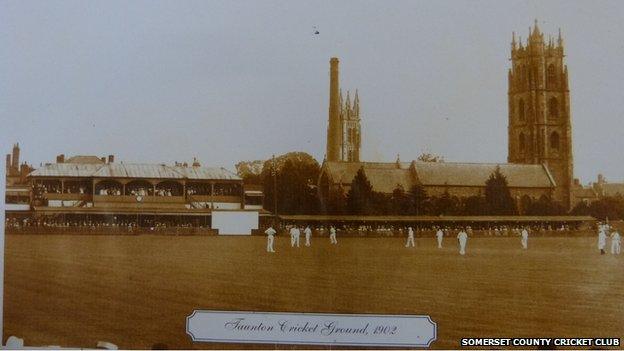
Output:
[[326, 57, 361, 162], [507, 21, 573, 208], [340, 90, 361, 162]]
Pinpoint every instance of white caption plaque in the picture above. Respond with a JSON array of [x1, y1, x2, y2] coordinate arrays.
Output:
[[186, 310, 437, 347]]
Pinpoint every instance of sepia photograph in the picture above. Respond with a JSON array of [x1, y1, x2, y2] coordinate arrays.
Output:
[[1, 0, 623, 349]]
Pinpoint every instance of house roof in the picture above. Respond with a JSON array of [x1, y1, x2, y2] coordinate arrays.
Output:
[[572, 186, 598, 199], [29, 163, 240, 181], [65, 155, 105, 164], [322, 160, 555, 192], [600, 183, 624, 197]]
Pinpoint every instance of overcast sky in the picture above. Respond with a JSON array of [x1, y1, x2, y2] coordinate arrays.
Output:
[[1, 0, 623, 183]]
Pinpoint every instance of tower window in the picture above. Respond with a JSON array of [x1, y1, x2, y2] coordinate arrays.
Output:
[[550, 131, 560, 150], [549, 97, 559, 119], [519, 132, 526, 152], [547, 64, 556, 87], [518, 99, 525, 121]]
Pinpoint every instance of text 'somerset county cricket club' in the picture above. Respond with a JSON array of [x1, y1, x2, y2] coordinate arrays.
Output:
[[2, 5, 623, 350]]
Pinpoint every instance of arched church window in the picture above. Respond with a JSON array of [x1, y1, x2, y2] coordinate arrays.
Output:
[[519, 132, 526, 152], [550, 131, 560, 150], [522, 65, 527, 83], [549, 97, 558, 119], [547, 64, 556, 88], [518, 99, 525, 121]]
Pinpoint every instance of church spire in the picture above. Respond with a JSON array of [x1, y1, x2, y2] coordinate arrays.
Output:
[[353, 89, 359, 117], [533, 19, 540, 34], [529, 19, 543, 43]]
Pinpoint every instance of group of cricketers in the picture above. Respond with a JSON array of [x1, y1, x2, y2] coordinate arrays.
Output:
[[264, 225, 337, 252], [597, 222, 621, 255], [262, 224, 474, 255], [264, 223, 621, 256]]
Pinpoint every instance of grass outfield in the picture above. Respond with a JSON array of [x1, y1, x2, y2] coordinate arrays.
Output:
[[4, 233, 623, 349]]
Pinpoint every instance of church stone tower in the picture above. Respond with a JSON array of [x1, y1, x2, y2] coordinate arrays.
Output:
[[326, 57, 361, 162], [507, 21, 573, 208], [340, 90, 361, 162]]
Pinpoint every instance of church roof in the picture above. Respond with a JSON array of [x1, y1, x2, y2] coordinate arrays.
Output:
[[412, 162, 555, 188], [322, 161, 415, 193], [322, 160, 555, 192]]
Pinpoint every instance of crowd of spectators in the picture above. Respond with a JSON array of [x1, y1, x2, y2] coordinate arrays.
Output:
[[38, 183, 61, 194], [128, 186, 151, 196], [269, 222, 583, 237], [98, 186, 122, 195], [34, 181, 239, 198], [154, 187, 181, 196], [64, 183, 90, 194], [186, 183, 242, 197], [5, 217, 211, 230]]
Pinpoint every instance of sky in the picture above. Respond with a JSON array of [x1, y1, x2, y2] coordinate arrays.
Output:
[[1, 0, 623, 184]]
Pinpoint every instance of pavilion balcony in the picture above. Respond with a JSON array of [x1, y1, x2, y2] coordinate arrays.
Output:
[[93, 195, 186, 204], [45, 193, 92, 201], [186, 195, 242, 203]]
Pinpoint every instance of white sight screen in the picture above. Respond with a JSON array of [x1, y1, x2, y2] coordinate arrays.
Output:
[[211, 211, 259, 235]]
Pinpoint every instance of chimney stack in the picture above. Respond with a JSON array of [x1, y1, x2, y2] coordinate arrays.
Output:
[[11, 143, 20, 170], [326, 57, 341, 162], [56, 154, 65, 163], [5, 154, 11, 171], [108, 155, 114, 163], [20, 163, 31, 182]]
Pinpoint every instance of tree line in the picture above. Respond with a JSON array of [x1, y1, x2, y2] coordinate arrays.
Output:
[[236, 152, 621, 219]]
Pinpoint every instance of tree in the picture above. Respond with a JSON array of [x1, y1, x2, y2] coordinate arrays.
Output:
[[408, 184, 429, 215], [431, 190, 461, 215], [260, 152, 321, 215], [524, 195, 567, 215], [484, 167, 517, 215], [417, 152, 444, 163], [574, 195, 624, 220], [318, 173, 346, 214], [346, 167, 376, 215], [235, 160, 264, 185], [570, 200, 591, 216], [390, 184, 412, 215], [462, 195, 488, 215]]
